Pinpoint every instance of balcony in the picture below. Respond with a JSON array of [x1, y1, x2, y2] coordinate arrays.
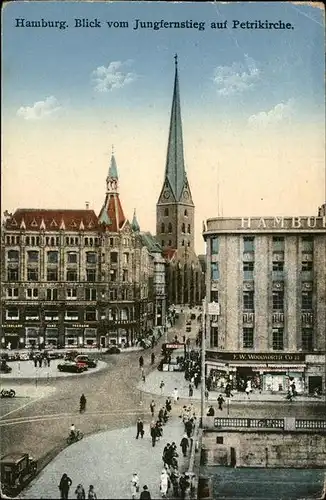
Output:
[[272, 312, 284, 324], [243, 312, 255, 324], [301, 312, 313, 326]]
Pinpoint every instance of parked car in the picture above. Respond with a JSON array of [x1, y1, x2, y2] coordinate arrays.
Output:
[[0, 453, 37, 496], [57, 361, 84, 373], [64, 350, 80, 361], [75, 355, 97, 368], [105, 346, 121, 354], [0, 360, 12, 373], [18, 353, 29, 361]]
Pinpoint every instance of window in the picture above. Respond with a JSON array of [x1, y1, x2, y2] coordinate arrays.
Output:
[[182, 240, 185, 246], [302, 261, 313, 271], [187, 224, 191, 234], [164, 208, 169, 217], [66, 288, 77, 300], [27, 250, 39, 262], [44, 311, 59, 321], [46, 288, 58, 301], [110, 269, 117, 282], [273, 291, 284, 310], [47, 251, 58, 263], [243, 328, 254, 348], [211, 237, 219, 255], [7, 269, 19, 281], [65, 310, 78, 321], [243, 291, 254, 310], [123, 253, 129, 265], [272, 236, 285, 251], [243, 237, 255, 252], [85, 309, 97, 321], [25, 308, 39, 320], [187, 241, 190, 247], [243, 262, 254, 279], [6, 307, 19, 320], [211, 262, 219, 280], [302, 236, 313, 252], [184, 209, 188, 217], [123, 270, 128, 282], [26, 288, 38, 299], [210, 327, 218, 348], [181, 223, 186, 233], [27, 268, 39, 281], [109, 238, 114, 246], [109, 289, 117, 300], [302, 328, 313, 351], [273, 261, 284, 271], [66, 269, 78, 281], [272, 328, 284, 350], [161, 240, 164, 247], [168, 223, 172, 233], [8, 250, 19, 262], [302, 291, 313, 310], [168, 240, 172, 246], [86, 252, 97, 264], [47, 269, 58, 281], [110, 252, 118, 264], [85, 269, 96, 282], [161, 223, 165, 233], [67, 252, 77, 264], [211, 291, 219, 302], [85, 288, 97, 300], [7, 288, 19, 299]]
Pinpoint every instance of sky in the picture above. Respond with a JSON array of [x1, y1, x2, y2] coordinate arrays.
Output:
[[2, 1, 325, 253]]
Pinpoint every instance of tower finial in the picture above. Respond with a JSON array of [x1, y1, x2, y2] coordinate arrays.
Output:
[[112, 144, 114, 155], [174, 53, 178, 68]]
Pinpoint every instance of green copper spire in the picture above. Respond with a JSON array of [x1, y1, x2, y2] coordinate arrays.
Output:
[[164, 54, 187, 201], [131, 208, 140, 232]]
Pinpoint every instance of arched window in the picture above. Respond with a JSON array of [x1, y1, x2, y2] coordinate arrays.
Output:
[[161, 223, 165, 233], [50, 237, 55, 246], [184, 209, 188, 217], [182, 223, 186, 233], [187, 224, 191, 234], [168, 223, 172, 233], [164, 208, 169, 217], [182, 240, 185, 246]]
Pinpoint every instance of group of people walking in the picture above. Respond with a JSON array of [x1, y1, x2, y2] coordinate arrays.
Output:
[[58, 473, 97, 499]]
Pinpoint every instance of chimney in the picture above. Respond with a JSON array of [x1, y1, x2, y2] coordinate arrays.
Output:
[[85, 201, 90, 210]]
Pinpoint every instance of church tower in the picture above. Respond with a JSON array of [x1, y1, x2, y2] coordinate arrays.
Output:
[[156, 55, 195, 252], [156, 56, 203, 306]]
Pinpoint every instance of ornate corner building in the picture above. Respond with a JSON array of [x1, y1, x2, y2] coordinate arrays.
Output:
[[203, 203, 326, 395], [1, 153, 166, 349], [156, 56, 204, 306]]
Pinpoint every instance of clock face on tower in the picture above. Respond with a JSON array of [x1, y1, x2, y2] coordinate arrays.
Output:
[[163, 190, 170, 199]]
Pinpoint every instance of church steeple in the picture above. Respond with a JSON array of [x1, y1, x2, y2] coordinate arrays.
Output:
[[99, 149, 126, 230], [106, 146, 119, 194], [163, 54, 188, 202], [131, 209, 140, 232]]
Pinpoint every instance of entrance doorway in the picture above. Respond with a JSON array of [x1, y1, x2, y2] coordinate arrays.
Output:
[[308, 376, 322, 394], [4, 335, 20, 349]]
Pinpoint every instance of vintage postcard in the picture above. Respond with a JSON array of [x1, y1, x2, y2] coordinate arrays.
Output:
[[1, 1, 325, 499]]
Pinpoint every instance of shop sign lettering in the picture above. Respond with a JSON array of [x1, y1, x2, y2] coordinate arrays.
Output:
[[206, 351, 306, 363], [240, 216, 326, 230]]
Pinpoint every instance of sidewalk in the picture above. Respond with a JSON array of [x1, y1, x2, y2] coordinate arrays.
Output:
[[19, 413, 191, 499], [137, 368, 325, 404]]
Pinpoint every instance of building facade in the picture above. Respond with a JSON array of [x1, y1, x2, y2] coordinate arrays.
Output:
[[203, 205, 326, 394], [156, 56, 203, 307], [0, 153, 161, 349]]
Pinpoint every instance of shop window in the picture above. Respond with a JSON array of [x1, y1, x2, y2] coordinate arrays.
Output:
[[66, 269, 77, 281], [7, 268, 19, 281], [85, 288, 97, 301], [46, 288, 58, 301], [86, 269, 96, 282], [243, 291, 254, 310], [302, 291, 313, 310], [243, 236, 255, 252], [67, 252, 77, 264], [47, 269, 58, 281], [47, 251, 58, 263], [86, 252, 97, 264], [272, 291, 284, 311], [302, 328, 313, 351], [211, 237, 219, 255], [110, 252, 118, 263], [243, 327, 254, 348], [27, 268, 39, 281], [211, 262, 219, 281], [272, 328, 284, 350]]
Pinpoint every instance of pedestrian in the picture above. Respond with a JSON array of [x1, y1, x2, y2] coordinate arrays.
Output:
[[47, 356, 51, 367], [172, 387, 179, 404], [131, 473, 140, 499], [33, 356, 37, 368], [140, 485, 152, 500], [38, 356, 43, 368], [136, 417, 144, 439], [179, 473, 189, 500], [217, 394, 225, 411], [188, 383, 193, 398], [185, 419, 193, 439], [139, 356, 144, 369], [159, 380, 165, 395], [150, 400, 156, 417], [87, 485, 97, 500], [207, 405, 215, 416], [180, 434, 189, 457], [165, 397, 172, 412], [160, 469, 169, 498], [141, 367, 146, 382], [75, 484, 86, 499], [59, 473, 72, 500], [150, 420, 157, 447], [245, 385, 250, 398], [205, 388, 209, 402], [151, 352, 155, 365]]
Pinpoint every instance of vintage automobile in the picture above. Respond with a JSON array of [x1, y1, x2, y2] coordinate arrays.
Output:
[[57, 361, 84, 373], [75, 355, 97, 368], [0, 452, 37, 495], [105, 346, 121, 354], [64, 350, 80, 361]]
